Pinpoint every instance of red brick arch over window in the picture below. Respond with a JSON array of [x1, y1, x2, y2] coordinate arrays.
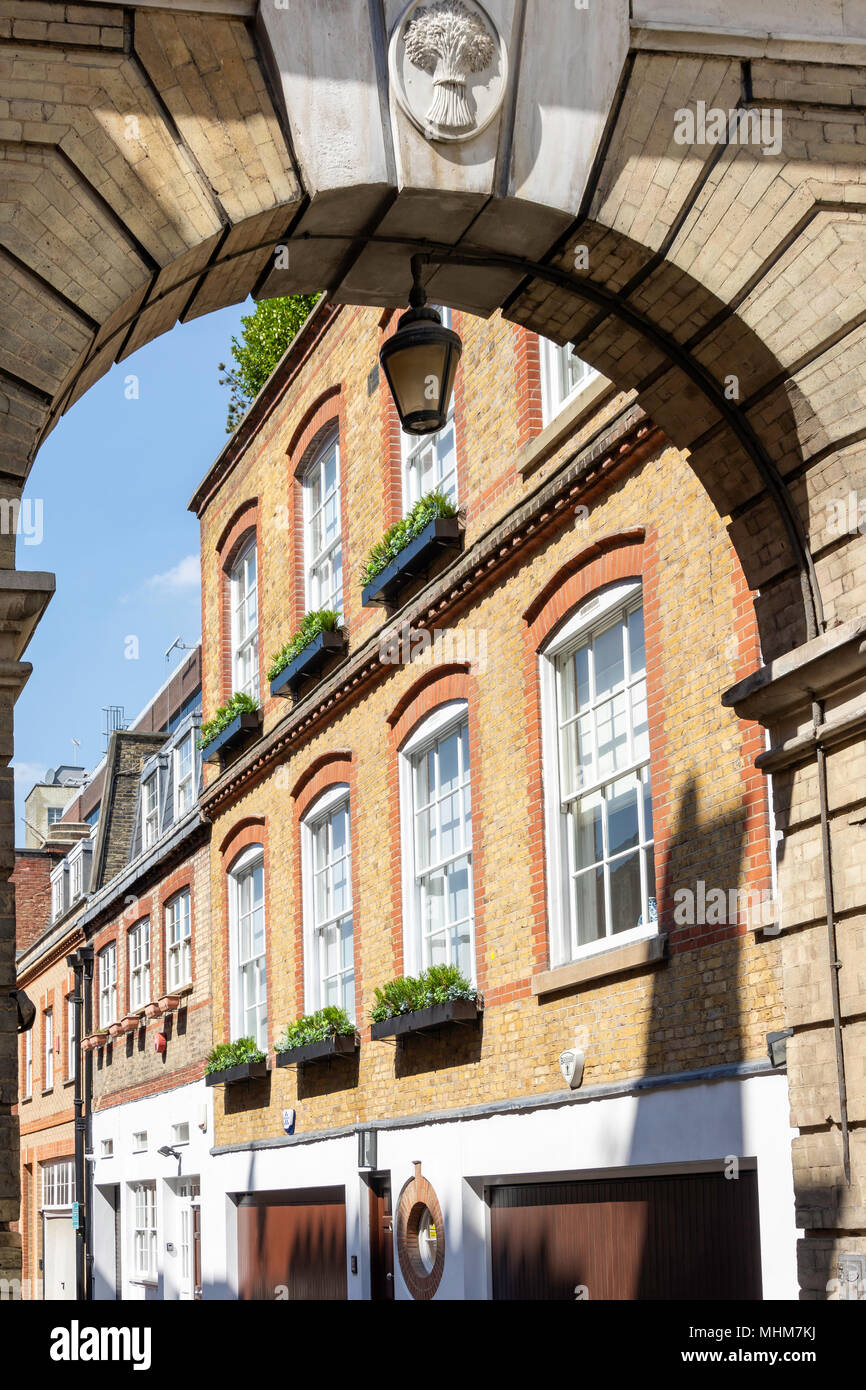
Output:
[[218, 816, 270, 1048], [288, 751, 363, 1024], [384, 664, 488, 992], [214, 498, 261, 708], [286, 386, 346, 632], [522, 531, 669, 973]]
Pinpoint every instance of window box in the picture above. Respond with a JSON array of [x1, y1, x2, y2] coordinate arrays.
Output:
[[370, 997, 481, 1041], [107, 1022, 123, 1039], [120, 1014, 141, 1034], [144, 1001, 162, 1020], [158, 994, 180, 1014], [270, 629, 347, 700], [205, 1059, 268, 1088], [275, 1032, 359, 1068], [200, 710, 262, 766], [362, 517, 463, 608]]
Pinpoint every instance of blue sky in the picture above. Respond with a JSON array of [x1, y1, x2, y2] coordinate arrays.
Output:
[[14, 301, 249, 840]]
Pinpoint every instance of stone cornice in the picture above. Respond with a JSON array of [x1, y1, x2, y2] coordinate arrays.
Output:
[[201, 405, 663, 816]]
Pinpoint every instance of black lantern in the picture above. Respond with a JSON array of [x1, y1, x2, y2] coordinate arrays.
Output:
[[380, 257, 462, 436]]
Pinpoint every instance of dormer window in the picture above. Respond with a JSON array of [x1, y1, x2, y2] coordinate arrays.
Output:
[[67, 839, 92, 903], [142, 772, 159, 850], [50, 862, 68, 921], [174, 733, 195, 818]]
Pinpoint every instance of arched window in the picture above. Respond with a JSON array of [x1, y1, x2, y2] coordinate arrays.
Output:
[[230, 538, 258, 699], [399, 699, 475, 980], [228, 844, 267, 1048], [301, 785, 354, 1018], [164, 890, 192, 992], [303, 431, 343, 616], [540, 580, 656, 966], [401, 307, 458, 511]]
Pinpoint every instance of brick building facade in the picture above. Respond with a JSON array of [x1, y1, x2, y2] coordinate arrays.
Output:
[[189, 301, 797, 1300]]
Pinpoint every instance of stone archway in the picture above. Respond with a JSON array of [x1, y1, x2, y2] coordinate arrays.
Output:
[[2, 0, 865, 1297]]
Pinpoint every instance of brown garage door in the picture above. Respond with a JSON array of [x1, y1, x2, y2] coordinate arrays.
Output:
[[237, 1187, 347, 1301], [490, 1170, 761, 1300]]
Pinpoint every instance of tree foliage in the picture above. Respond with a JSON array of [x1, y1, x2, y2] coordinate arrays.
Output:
[[219, 294, 321, 433]]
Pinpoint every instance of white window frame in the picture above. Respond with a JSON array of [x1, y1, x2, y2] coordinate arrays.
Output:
[[174, 731, 196, 819], [301, 785, 355, 1019], [401, 307, 458, 512], [43, 1008, 53, 1090], [50, 862, 67, 921], [23, 1028, 32, 1099], [46, 806, 63, 827], [539, 336, 598, 427], [230, 538, 259, 700], [398, 700, 476, 981], [228, 844, 267, 1050], [178, 1178, 200, 1299], [128, 918, 151, 1012], [42, 1159, 73, 1210], [66, 994, 76, 1080], [540, 580, 657, 968], [303, 432, 343, 618], [165, 890, 192, 992], [142, 772, 160, 850], [171, 1122, 190, 1146], [132, 1131, 148, 1153], [98, 942, 117, 1027], [130, 1181, 157, 1283]]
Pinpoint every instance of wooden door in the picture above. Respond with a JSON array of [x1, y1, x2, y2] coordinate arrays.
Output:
[[368, 1176, 394, 1301], [237, 1187, 347, 1301], [490, 1170, 762, 1300]]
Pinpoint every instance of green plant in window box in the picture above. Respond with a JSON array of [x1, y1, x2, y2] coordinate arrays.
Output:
[[198, 692, 259, 751], [205, 1037, 266, 1075], [267, 610, 341, 683], [274, 1006, 355, 1053], [369, 965, 478, 1023], [360, 490, 460, 588]]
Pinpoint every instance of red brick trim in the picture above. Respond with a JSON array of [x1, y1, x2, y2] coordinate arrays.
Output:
[[215, 498, 262, 708], [286, 390, 347, 634], [523, 531, 668, 973], [289, 755, 361, 1022], [514, 326, 543, 450], [292, 754, 354, 819], [216, 498, 259, 568], [160, 868, 195, 998], [379, 314, 404, 528], [524, 530, 647, 635], [287, 386, 342, 473], [387, 664, 471, 745], [384, 666, 487, 991], [220, 817, 267, 872]]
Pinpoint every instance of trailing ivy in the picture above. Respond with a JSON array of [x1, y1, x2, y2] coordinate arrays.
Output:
[[274, 1006, 355, 1053], [370, 964, 477, 1023], [198, 692, 259, 751], [267, 610, 341, 682], [205, 1037, 266, 1075], [360, 489, 459, 589]]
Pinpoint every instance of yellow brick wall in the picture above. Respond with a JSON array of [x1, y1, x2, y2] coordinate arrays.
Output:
[[196, 306, 785, 1149]]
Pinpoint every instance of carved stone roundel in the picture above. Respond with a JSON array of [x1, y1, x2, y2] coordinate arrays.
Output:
[[390, 0, 508, 145]]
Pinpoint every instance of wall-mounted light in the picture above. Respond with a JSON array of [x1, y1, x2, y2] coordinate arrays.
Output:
[[379, 255, 462, 437], [157, 1145, 181, 1161], [766, 1029, 793, 1068], [358, 1129, 377, 1171]]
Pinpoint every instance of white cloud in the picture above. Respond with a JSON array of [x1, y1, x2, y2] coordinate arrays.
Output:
[[144, 554, 200, 594], [13, 760, 47, 786]]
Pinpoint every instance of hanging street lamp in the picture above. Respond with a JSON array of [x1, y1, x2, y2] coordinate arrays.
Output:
[[379, 255, 463, 436]]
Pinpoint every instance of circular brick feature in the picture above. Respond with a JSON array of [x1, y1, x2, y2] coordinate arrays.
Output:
[[395, 1163, 445, 1299]]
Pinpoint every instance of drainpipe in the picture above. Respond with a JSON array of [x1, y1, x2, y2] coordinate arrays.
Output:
[[82, 946, 94, 1299], [812, 696, 851, 1185], [68, 945, 94, 1300]]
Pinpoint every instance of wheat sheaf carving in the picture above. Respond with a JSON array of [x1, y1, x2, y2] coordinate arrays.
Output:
[[404, 1, 496, 131]]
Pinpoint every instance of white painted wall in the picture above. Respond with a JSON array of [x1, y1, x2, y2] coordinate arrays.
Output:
[[207, 1070, 799, 1301], [90, 1081, 212, 1302]]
